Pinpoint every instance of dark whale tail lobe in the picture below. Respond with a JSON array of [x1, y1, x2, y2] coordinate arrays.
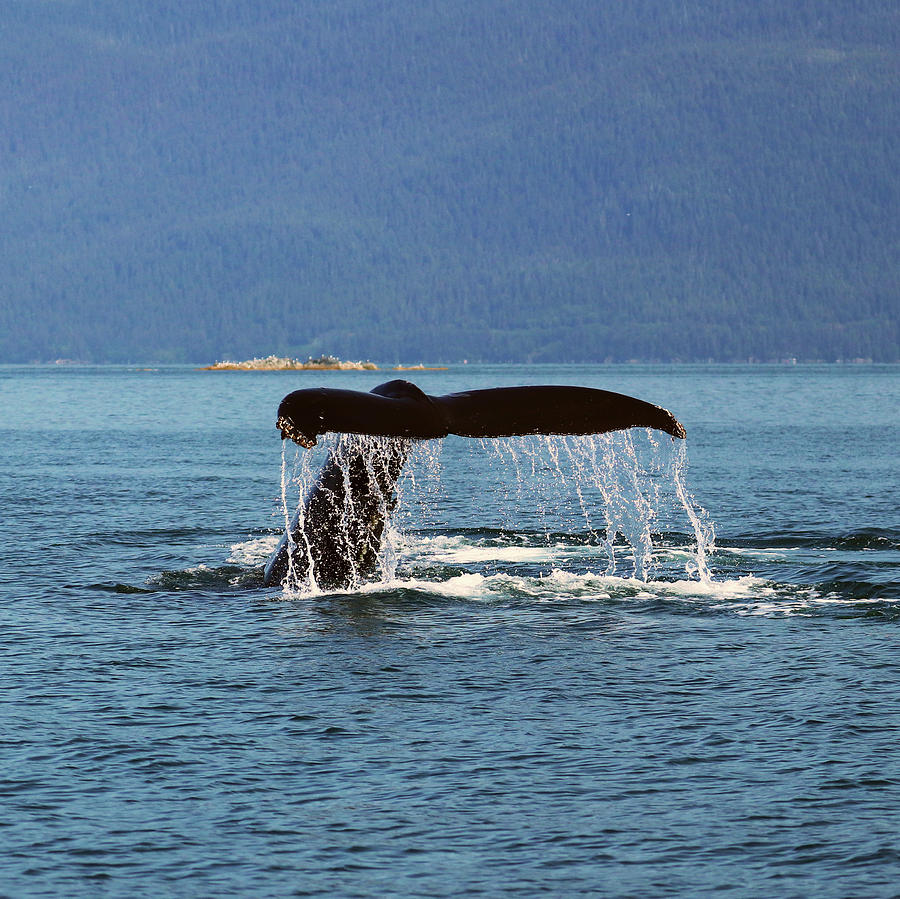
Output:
[[438, 386, 686, 441], [265, 380, 685, 590]]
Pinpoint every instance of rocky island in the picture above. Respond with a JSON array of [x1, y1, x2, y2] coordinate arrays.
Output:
[[202, 355, 378, 371]]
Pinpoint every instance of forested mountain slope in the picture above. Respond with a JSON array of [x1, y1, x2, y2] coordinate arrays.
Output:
[[1, 0, 897, 362]]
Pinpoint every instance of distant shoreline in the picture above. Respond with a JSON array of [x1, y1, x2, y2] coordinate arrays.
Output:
[[14, 358, 887, 368]]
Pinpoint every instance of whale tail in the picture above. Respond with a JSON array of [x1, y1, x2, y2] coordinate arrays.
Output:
[[266, 380, 685, 590], [274, 381, 685, 448]]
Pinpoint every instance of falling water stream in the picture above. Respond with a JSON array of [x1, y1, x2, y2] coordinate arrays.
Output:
[[277, 429, 715, 595]]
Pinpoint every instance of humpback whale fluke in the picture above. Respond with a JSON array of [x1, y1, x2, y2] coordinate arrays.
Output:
[[275, 379, 686, 447], [265, 380, 685, 590]]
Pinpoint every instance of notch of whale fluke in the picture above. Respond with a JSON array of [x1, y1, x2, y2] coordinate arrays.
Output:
[[265, 380, 686, 590]]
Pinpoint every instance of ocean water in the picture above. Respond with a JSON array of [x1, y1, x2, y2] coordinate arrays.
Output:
[[1, 363, 898, 897]]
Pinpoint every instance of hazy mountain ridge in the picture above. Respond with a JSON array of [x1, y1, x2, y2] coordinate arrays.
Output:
[[2, 0, 897, 362]]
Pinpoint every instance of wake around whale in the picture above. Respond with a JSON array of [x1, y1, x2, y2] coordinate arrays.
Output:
[[264, 380, 685, 590]]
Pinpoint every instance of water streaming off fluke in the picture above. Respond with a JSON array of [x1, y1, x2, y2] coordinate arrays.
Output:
[[275, 430, 715, 595]]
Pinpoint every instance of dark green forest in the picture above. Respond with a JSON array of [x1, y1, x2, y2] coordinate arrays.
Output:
[[1, 0, 897, 363]]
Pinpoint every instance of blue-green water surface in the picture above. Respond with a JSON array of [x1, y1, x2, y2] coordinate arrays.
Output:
[[1, 364, 898, 897]]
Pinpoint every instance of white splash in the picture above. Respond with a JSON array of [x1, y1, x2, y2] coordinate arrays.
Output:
[[228, 536, 278, 566]]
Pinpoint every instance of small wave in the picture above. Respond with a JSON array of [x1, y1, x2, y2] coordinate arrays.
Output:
[[86, 582, 155, 594], [228, 535, 279, 566], [275, 567, 900, 619], [723, 528, 900, 552], [147, 564, 263, 591], [406, 534, 606, 565], [278, 567, 757, 602], [279, 564, 760, 604], [717, 545, 802, 559]]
